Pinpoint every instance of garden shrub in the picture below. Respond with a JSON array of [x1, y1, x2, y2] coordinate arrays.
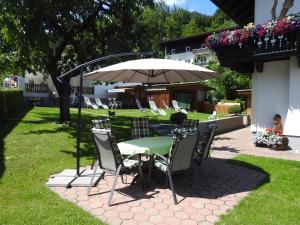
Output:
[[221, 99, 246, 111], [0, 89, 23, 120], [228, 105, 242, 115], [170, 112, 187, 125]]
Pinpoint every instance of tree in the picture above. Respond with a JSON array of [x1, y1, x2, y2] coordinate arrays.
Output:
[[0, 0, 152, 122], [206, 61, 251, 102]]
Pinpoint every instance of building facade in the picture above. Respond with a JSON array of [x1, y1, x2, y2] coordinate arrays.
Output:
[[160, 33, 217, 66], [211, 0, 300, 150]]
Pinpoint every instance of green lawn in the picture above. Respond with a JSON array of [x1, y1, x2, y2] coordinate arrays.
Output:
[[0, 107, 299, 225]]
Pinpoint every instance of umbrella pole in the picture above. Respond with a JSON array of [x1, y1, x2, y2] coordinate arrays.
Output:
[[76, 69, 83, 176]]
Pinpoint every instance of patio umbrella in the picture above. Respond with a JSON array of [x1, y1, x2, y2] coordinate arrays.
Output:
[[84, 58, 218, 83]]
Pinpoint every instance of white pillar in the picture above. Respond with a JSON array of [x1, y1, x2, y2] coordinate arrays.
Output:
[[284, 57, 300, 137]]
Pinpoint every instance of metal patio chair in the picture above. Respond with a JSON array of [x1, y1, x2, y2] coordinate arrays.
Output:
[[153, 128, 198, 204], [131, 117, 150, 139], [87, 128, 140, 205], [182, 119, 199, 129], [193, 123, 218, 176]]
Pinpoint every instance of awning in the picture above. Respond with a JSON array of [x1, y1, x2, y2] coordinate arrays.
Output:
[[146, 87, 167, 92], [107, 88, 126, 93]]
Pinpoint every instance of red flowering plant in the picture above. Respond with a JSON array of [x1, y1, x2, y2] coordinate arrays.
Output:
[[253, 128, 286, 150], [205, 12, 300, 50]]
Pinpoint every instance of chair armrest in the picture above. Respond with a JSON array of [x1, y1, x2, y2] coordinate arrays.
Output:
[[123, 154, 140, 160], [154, 153, 169, 163]]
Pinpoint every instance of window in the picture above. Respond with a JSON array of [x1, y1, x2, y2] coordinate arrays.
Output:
[[186, 46, 191, 52], [198, 57, 207, 66], [171, 49, 176, 54]]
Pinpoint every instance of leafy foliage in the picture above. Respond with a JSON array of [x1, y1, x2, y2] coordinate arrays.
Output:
[[206, 61, 252, 102], [228, 105, 242, 115]]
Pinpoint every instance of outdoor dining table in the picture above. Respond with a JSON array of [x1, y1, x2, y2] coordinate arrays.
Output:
[[117, 136, 173, 189]]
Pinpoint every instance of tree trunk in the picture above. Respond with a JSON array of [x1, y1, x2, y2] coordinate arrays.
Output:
[[57, 85, 71, 123], [50, 70, 72, 123]]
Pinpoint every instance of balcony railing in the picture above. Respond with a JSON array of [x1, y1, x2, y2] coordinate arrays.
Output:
[[213, 31, 300, 73], [25, 83, 48, 93], [72, 86, 94, 95], [192, 48, 210, 55]]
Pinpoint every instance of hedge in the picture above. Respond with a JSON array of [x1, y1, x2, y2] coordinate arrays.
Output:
[[0, 89, 23, 121]]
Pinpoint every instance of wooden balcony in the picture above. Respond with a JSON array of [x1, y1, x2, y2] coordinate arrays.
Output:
[[213, 31, 300, 73]]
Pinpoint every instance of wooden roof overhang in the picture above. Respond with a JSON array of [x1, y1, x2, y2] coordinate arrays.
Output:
[[211, 0, 254, 26]]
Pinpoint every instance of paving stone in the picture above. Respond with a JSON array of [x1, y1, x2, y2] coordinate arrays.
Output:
[[118, 211, 134, 220], [48, 133, 269, 225], [164, 217, 181, 225]]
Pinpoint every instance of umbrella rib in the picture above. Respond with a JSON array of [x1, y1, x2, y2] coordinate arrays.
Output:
[[173, 70, 189, 82], [107, 70, 128, 82], [126, 70, 138, 83], [162, 71, 170, 83]]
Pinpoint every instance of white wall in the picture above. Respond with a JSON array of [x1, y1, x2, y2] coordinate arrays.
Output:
[[167, 52, 195, 63], [251, 60, 289, 132], [284, 57, 300, 136], [255, 0, 300, 24]]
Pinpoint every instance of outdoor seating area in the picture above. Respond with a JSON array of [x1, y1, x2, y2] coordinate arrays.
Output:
[[50, 154, 266, 225], [2, 1, 300, 224], [46, 112, 269, 224]]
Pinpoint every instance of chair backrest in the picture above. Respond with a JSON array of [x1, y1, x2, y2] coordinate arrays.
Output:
[[95, 97, 103, 106], [149, 100, 158, 111], [84, 97, 92, 105], [172, 100, 180, 109], [169, 130, 198, 172], [132, 117, 149, 139], [182, 119, 199, 129], [135, 98, 144, 110], [92, 118, 111, 129], [91, 129, 122, 172], [200, 123, 217, 160], [162, 100, 170, 109]]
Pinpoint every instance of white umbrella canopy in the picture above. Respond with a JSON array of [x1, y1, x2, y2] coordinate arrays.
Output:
[[84, 58, 218, 83]]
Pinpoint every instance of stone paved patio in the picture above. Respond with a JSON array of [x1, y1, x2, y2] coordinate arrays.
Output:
[[211, 127, 300, 161], [49, 157, 266, 225]]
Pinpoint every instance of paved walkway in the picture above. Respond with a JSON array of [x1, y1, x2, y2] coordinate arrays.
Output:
[[211, 127, 300, 161], [50, 158, 266, 225]]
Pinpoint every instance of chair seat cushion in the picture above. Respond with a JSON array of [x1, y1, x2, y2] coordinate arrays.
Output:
[[154, 160, 168, 172], [123, 159, 139, 169]]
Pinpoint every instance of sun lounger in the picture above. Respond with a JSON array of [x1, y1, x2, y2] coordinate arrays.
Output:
[[84, 97, 98, 109], [172, 100, 188, 114], [149, 100, 167, 116], [208, 111, 217, 120], [95, 97, 109, 109], [136, 98, 147, 112], [162, 100, 172, 110]]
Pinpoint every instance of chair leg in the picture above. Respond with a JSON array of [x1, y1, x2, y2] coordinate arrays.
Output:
[[87, 160, 99, 196], [166, 167, 177, 204], [108, 165, 122, 205]]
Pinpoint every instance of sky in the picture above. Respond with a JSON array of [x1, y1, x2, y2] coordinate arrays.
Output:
[[164, 0, 218, 15]]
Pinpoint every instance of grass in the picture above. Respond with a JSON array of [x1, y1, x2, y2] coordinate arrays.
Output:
[[217, 155, 300, 225], [0, 107, 299, 225]]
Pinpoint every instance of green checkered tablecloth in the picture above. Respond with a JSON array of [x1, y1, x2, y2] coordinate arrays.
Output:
[[118, 136, 173, 156]]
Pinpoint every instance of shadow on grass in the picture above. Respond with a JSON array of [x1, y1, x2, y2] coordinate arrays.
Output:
[[0, 107, 32, 179]]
